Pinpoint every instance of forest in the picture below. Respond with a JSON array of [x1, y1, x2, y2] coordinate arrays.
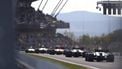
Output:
[[64, 29, 122, 53]]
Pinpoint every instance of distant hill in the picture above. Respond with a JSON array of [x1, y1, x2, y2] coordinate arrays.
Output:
[[57, 11, 122, 37]]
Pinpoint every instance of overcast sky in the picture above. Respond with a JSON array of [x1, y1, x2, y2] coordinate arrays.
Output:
[[31, 0, 102, 14], [31, 0, 122, 36]]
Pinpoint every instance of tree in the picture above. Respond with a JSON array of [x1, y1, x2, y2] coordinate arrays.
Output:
[[110, 29, 122, 42], [79, 34, 91, 45], [63, 30, 76, 41]]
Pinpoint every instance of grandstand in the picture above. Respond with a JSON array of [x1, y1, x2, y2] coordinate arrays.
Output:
[[96, 0, 122, 15], [15, 0, 71, 50]]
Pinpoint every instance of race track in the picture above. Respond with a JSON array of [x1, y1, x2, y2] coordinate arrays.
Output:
[[33, 53, 121, 69], [17, 53, 66, 69]]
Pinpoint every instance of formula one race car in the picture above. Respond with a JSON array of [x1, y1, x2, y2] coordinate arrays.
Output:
[[64, 47, 85, 57], [35, 47, 48, 53], [25, 47, 35, 53], [47, 47, 55, 55], [64, 49, 73, 57], [54, 46, 64, 55], [71, 47, 84, 57], [85, 48, 114, 62]]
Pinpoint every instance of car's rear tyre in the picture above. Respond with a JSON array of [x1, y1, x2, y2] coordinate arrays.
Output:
[[85, 54, 94, 62], [72, 52, 81, 57], [82, 52, 86, 57], [65, 55, 72, 57], [64, 52, 72, 57], [35, 50, 40, 53], [106, 55, 114, 62], [47, 50, 55, 55]]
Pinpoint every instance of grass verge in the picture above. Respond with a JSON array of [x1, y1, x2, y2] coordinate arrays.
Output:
[[28, 54, 87, 69]]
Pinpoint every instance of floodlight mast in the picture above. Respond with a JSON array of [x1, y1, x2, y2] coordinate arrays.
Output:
[[42, 0, 49, 11], [36, 0, 68, 17], [37, 0, 43, 10], [51, 0, 63, 16], [54, 0, 68, 17]]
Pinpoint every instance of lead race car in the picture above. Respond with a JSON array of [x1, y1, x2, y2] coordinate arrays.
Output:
[[85, 48, 114, 62], [25, 46, 36, 53]]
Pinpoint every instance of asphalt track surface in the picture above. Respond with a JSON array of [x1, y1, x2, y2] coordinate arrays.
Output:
[[18, 52, 121, 69], [17, 53, 66, 69], [33, 53, 121, 69]]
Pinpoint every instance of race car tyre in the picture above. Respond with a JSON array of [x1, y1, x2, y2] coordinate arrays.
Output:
[[47, 50, 55, 55], [55, 52, 63, 55], [72, 52, 81, 57], [64, 52, 72, 57], [65, 54, 72, 57], [82, 52, 87, 57], [40, 50, 47, 53], [25, 50, 28, 53], [35, 49, 40, 53], [106, 55, 114, 62], [85, 54, 94, 62]]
